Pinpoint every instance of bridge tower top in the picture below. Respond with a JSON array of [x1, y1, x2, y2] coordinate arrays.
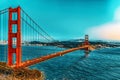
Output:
[[85, 35, 88, 41], [84, 35, 89, 45]]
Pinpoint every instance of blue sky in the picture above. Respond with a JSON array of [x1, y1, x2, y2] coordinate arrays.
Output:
[[0, 0, 120, 40]]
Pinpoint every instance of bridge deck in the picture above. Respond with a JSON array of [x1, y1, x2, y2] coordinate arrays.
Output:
[[12, 45, 91, 68]]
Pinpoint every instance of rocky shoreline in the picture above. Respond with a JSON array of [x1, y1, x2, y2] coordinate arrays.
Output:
[[0, 62, 45, 80]]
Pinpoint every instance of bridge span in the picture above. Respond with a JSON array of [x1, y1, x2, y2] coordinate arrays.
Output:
[[11, 45, 94, 68], [0, 6, 94, 69]]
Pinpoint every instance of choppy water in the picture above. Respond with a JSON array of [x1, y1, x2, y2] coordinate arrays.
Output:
[[0, 45, 120, 80]]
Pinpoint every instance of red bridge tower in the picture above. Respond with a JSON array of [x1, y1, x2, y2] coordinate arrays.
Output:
[[84, 35, 90, 57], [8, 7, 21, 68], [84, 35, 89, 45]]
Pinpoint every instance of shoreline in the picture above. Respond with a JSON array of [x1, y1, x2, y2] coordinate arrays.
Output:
[[0, 62, 45, 80]]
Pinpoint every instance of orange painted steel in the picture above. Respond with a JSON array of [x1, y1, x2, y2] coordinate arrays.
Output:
[[84, 35, 89, 45], [7, 7, 91, 69], [8, 7, 21, 68], [12, 45, 89, 68]]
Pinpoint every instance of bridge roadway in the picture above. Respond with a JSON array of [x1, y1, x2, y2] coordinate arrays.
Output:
[[12, 45, 93, 68]]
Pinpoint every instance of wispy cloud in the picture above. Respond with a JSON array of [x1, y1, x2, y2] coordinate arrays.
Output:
[[86, 6, 120, 41], [87, 21, 120, 40]]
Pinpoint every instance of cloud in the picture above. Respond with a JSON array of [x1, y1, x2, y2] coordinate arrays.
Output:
[[86, 6, 120, 41], [87, 21, 120, 40]]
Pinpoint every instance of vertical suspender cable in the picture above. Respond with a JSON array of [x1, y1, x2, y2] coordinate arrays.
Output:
[[0, 14, 2, 44], [3, 14, 6, 61], [3, 13, 5, 61], [0, 14, 2, 59], [6, 12, 8, 62], [33, 23, 36, 50], [4, 12, 6, 62], [25, 16, 28, 43]]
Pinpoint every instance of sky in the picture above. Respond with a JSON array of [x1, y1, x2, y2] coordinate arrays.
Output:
[[0, 0, 120, 41]]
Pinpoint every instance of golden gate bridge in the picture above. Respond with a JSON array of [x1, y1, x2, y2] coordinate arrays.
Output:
[[0, 6, 94, 69]]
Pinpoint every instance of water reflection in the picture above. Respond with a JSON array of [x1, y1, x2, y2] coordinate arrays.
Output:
[[84, 50, 90, 58]]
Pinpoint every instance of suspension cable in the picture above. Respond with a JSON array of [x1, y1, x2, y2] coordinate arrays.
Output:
[[21, 8, 56, 42], [21, 17, 51, 42], [0, 8, 8, 15]]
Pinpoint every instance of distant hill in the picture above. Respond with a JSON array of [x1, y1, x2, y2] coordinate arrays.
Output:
[[24, 39, 120, 48]]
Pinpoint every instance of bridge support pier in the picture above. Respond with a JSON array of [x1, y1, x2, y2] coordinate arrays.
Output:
[[8, 7, 21, 68]]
